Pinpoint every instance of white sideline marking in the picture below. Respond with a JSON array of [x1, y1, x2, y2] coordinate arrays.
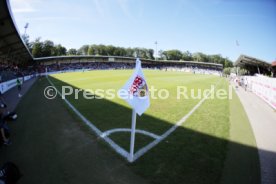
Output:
[[46, 77, 130, 159], [101, 128, 161, 139], [133, 79, 223, 162]]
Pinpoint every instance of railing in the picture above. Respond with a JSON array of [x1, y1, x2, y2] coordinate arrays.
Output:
[[0, 75, 33, 94], [245, 75, 276, 110]]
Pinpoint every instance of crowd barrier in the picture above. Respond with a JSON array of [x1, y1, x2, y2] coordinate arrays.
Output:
[[1, 67, 221, 95], [245, 75, 276, 110], [0, 75, 33, 94]]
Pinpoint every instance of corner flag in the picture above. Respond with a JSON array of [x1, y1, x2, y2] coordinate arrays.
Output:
[[120, 58, 150, 116], [119, 58, 150, 162]]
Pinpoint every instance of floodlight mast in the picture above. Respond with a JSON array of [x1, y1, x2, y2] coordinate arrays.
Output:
[[236, 40, 240, 76], [155, 41, 158, 61], [24, 23, 29, 37]]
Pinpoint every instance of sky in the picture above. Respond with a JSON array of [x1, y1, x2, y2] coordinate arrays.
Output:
[[9, 0, 276, 62]]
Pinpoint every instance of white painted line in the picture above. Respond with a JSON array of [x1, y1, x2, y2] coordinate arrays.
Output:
[[133, 79, 223, 162], [101, 128, 161, 139], [47, 75, 223, 162], [46, 76, 130, 159]]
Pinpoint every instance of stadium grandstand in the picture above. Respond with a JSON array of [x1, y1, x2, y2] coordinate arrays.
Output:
[[35, 55, 223, 70], [34, 56, 223, 75], [0, 0, 33, 83], [0, 0, 33, 62], [235, 54, 273, 76]]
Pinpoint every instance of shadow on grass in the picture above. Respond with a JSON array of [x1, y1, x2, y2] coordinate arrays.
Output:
[[0, 76, 266, 184]]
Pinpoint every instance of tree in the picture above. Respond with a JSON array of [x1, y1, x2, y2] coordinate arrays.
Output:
[[147, 49, 154, 59], [163, 50, 182, 60], [67, 48, 77, 55], [126, 48, 134, 57], [22, 34, 32, 50], [223, 67, 231, 75], [182, 51, 192, 61], [239, 68, 249, 75], [228, 67, 248, 75], [106, 45, 116, 56], [209, 54, 222, 63], [78, 45, 89, 55], [55, 44, 67, 56], [97, 44, 107, 55], [224, 58, 233, 68], [42, 40, 55, 56], [137, 48, 147, 59], [31, 38, 43, 57], [159, 50, 166, 60], [28, 37, 234, 67], [192, 52, 208, 62]]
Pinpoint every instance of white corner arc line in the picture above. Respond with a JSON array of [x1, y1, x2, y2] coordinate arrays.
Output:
[[101, 128, 161, 139]]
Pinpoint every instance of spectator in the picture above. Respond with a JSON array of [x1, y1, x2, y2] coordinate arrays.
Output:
[[16, 79, 21, 98], [244, 78, 248, 91], [0, 108, 11, 146]]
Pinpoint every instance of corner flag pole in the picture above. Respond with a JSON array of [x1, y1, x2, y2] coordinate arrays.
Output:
[[120, 58, 149, 162], [129, 109, 137, 162]]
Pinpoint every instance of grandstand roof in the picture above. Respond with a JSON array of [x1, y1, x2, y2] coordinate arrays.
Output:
[[235, 54, 272, 75], [0, 0, 33, 62], [34, 55, 223, 69], [235, 54, 271, 68]]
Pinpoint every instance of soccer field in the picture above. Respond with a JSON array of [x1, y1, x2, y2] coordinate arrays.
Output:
[[50, 70, 228, 157], [48, 70, 234, 182], [1, 70, 260, 184]]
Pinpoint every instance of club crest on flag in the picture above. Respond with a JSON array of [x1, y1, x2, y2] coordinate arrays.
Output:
[[119, 58, 150, 116], [129, 75, 148, 97]]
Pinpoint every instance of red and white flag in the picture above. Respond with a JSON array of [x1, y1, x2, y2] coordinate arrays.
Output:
[[120, 58, 150, 116]]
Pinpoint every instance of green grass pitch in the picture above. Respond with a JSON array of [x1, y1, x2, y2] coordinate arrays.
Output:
[[49, 70, 259, 183], [0, 70, 259, 184], [51, 70, 226, 151]]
